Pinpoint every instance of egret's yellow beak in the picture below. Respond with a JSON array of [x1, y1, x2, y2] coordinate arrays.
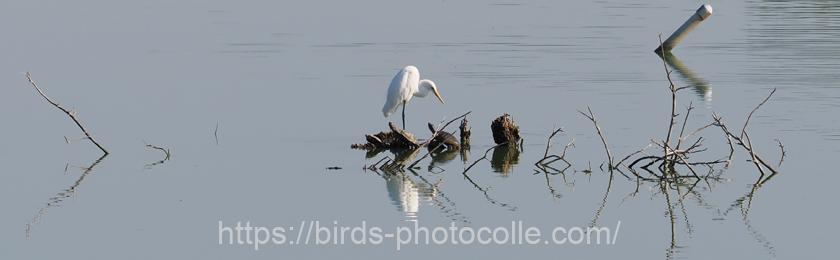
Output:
[[433, 88, 445, 104]]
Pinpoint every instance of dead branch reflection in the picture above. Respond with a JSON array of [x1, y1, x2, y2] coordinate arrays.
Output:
[[25, 154, 108, 238]]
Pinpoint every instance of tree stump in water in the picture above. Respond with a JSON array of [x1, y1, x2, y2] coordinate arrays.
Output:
[[459, 117, 471, 147], [491, 114, 520, 145]]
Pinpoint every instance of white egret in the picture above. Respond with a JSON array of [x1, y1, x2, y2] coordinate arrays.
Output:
[[382, 65, 445, 129]]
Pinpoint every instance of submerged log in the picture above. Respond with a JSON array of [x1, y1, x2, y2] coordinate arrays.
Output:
[[351, 122, 419, 150], [491, 114, 520, 145]]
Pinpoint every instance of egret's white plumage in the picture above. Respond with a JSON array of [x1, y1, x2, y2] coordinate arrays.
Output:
[[382, 66, 444, 128]]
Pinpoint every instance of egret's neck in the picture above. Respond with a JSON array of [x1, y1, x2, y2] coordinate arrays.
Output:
[[414, 79, 435, 97]]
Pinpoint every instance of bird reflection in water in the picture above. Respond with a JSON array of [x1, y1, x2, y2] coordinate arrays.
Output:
[[365, 145, 472, 222], [367, 148, 438, 219], [384, 172, 438, 219]]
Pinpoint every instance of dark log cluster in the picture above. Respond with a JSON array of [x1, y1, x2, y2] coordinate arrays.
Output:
[[352, 113, 518, 152], [351, 122, 419, 150]]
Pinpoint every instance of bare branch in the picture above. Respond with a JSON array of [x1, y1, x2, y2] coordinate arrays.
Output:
[[775, 139, 786, 167], [616, 143, 652, 168], [26, 72, 109, 155], [537, 127, 566, 162], [740, 88, 777, 140], [673, 101, 695, 154], [578, 106, 613, 169], [743, 132, 766, 177], [712, 113, 778, 174], [659, 35, 678, 168]]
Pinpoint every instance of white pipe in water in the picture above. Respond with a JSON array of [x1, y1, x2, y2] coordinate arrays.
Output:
[[655, 4, 713, 53]]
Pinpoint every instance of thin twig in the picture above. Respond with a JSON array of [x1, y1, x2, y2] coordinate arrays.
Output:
[[578, 106, 613, 169], [673, 153, 701, 178], [214, 122, 220, 145], [673, 102, 695, 156], [659, 35, 678, 168], [542, 127, 564, 158], [25, 72, 109, 155], [740, 88, 777, 140], [743, 132, 766, 177], [715, 114, 736, 167], [616, 143, 652, 168], [712, 114, 778, 174], [775, 139, 785, 167], [535, 128, 573, 167], [559, 139, 575, 159], [713, 88, 780, 174]]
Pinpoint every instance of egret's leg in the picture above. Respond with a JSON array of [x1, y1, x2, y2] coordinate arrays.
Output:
[[401, 101, 406, 129]]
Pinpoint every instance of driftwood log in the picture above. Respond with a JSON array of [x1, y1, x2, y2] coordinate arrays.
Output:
[[491, 114, 520, 145], [352, 120, 466, 151], [351, 122, 419, 150]]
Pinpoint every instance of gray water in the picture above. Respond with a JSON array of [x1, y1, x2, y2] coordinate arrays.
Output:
[[1, 0, 838, 259]]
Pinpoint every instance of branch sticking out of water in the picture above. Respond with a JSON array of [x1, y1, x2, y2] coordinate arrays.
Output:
[[711, 88, 780, 177], [659, 35, 678, 167], [25, 72, 109, 155], [740, 88, 776, 140], [535, 127, 574, 168], [578, 106, 613, 170], [775, 139, 786, 167], [541, 127, 564, 159]]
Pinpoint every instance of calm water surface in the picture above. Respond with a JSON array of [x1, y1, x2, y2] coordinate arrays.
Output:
[[1, 0, 838, 259]]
